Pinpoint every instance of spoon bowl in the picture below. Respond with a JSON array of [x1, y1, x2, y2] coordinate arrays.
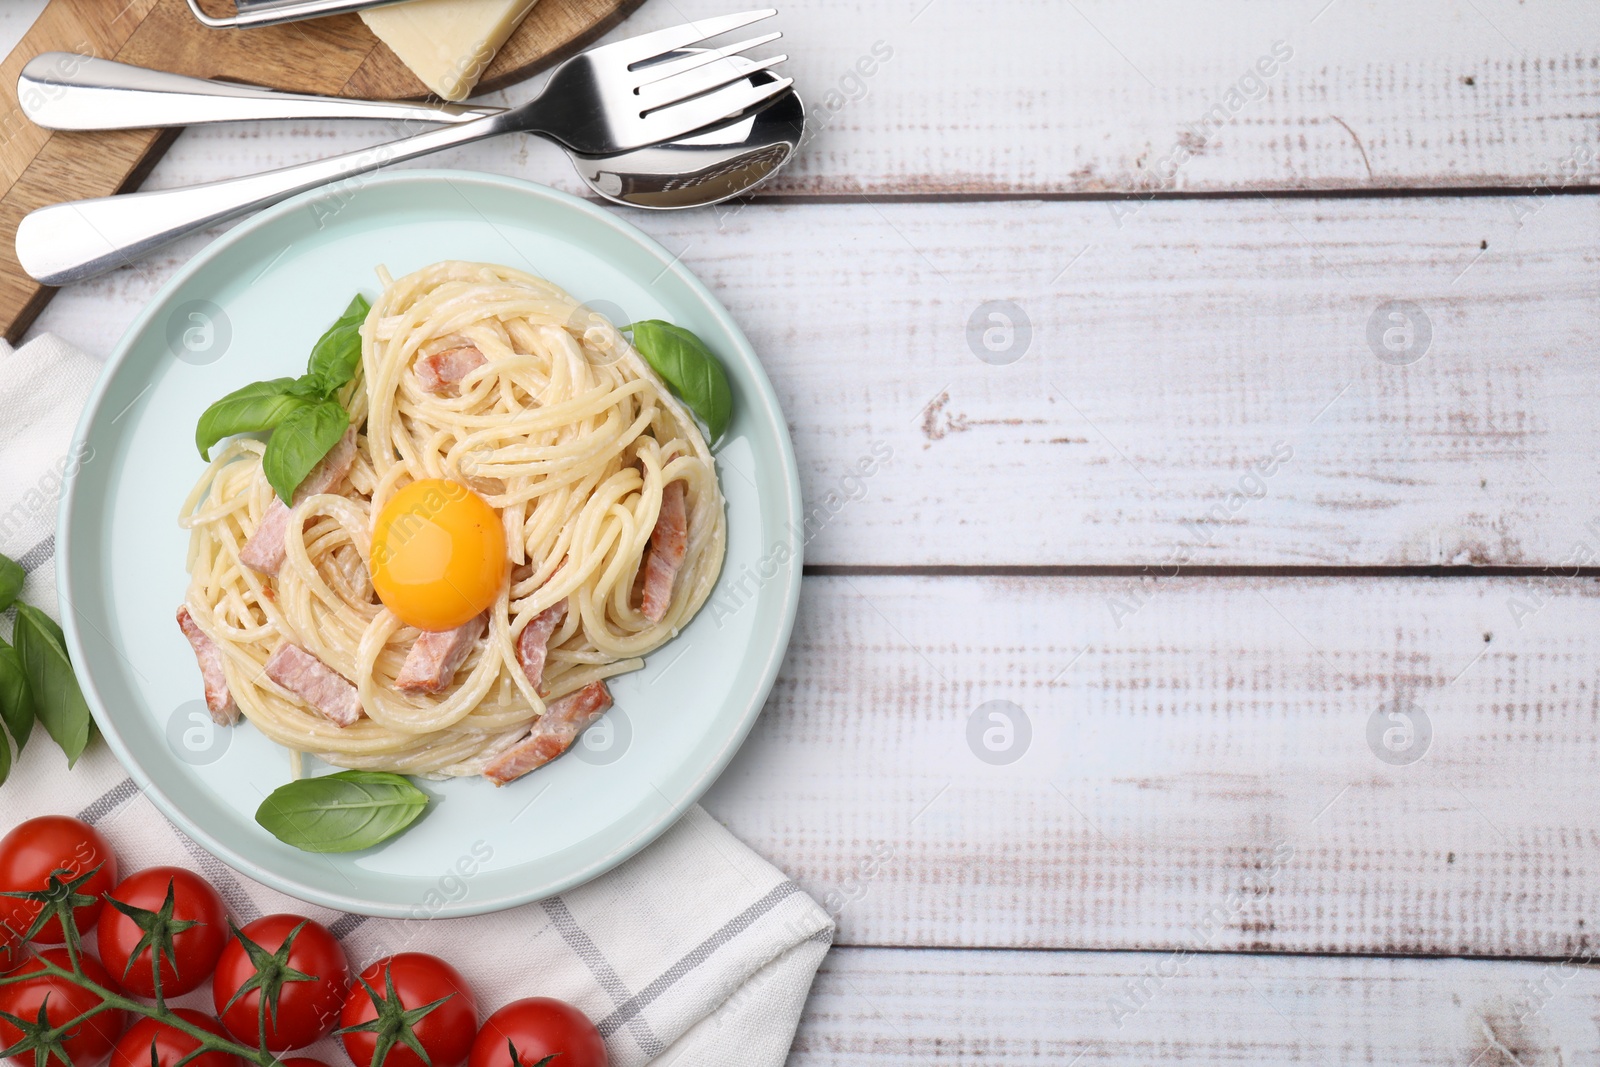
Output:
[[572, 56, 804, 209]]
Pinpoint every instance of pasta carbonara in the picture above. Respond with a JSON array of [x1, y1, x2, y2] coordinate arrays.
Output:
[[176, 261, 726, 783]]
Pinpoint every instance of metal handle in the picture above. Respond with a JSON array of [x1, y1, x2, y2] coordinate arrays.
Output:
[[15, 115, 509, 286], [184, 0, 412, 30], [18, 53, 501, 130]]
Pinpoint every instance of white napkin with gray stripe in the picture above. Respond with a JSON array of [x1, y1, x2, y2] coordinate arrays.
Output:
[[0, 333, 832, 1067]]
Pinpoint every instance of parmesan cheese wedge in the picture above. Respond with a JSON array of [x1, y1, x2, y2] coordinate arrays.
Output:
[[360, 0, 542, 101]]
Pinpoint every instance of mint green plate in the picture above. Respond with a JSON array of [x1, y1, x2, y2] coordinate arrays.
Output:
[[58, 171, 801, 917]]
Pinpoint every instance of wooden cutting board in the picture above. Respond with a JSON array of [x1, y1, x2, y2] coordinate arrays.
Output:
[[0, 0, 645, 342]]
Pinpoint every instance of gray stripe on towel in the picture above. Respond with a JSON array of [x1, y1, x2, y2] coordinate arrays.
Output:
[[76, 777, 139, 824], [327, 913, 369, 940], [16, 536, 54, 575], [596, 879, 805, 1038], [78, 776, 261, 923], [543, 895, 664, 1057]]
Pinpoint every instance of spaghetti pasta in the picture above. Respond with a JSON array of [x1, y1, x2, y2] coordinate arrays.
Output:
[[179, 261, 726, 778]]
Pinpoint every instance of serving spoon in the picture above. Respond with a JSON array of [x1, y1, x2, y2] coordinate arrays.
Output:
[[17, 50, 804, 211]]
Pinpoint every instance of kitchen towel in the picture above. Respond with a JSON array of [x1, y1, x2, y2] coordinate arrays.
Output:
[[0, 332, 832, 1067]]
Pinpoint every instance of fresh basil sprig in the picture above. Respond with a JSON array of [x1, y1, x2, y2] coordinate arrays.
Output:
[[13, 603, 93, 768], [255, 769, 429, 853], [261, 400, 349, 506], [0, 635, 34, 757], [626, 320, 733, 444], [0, 550, 91, 784], [0, 552, 21, 612], [193, 294, 369, 502], [0, 638, 19, 785], [303, 295, 371, 396], [195, 378, 311, 462]]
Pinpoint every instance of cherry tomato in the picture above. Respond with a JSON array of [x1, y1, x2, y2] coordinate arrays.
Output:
[[469, 998, 607, 1067], [0, 948, 128, 1067], [109, 1009, 242, 1067], [212, 915, 348, 1052], [340, 954, 477, 1067], [0, 817, 118, 943], [96, 867, 229, 998]]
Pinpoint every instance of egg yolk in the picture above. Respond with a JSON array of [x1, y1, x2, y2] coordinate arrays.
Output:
[[370, 479, 506, 631]]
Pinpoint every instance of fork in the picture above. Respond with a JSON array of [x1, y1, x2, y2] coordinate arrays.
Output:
[[15, 10, 791, 286]]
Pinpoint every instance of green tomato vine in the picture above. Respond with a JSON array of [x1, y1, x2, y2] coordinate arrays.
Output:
[[0, 866, 315, 1067]]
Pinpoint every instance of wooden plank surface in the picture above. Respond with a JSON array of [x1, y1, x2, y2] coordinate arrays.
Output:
[[704, 575, 1600, 957], [793, 947, 1600, 1064], [35, 195, 1600, 568], [75, 0, 1600, 200], [6, 2, 1600, 1061]]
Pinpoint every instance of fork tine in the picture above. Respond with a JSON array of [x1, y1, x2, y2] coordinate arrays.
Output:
[[593, 9, 778, 68], [642, 76, 794, 142], [632, 31, 782, 85], [637, 55, 788, 112]]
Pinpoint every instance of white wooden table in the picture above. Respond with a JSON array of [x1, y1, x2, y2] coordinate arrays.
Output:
[[9, 0, 1600, 1060]]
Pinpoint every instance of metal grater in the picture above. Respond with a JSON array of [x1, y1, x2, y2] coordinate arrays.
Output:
[[184, 0, 415, 29]]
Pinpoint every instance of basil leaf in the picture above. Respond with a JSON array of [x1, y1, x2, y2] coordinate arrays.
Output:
[[255, 770, 429, 853], [0, 635, 34, 754], [303, 294, 371, 398], [0, 553, 20, 613], [626, 320, 733, 444], [195, 378, 310, 460], [12, 604, 92, 767], [261, 400, 348, 505], [286, 374, 330, 399]]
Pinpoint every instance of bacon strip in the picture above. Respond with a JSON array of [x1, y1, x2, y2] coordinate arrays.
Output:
[[395, 613, 486, 695], [414, 345, 487, 397], [640, 480, 687, 623], [483, 681, 612, 786], [263, 644, 362, 727], [176, 607, 238, 726], [240, 430, 358, 577], [515, 600, 567, 692]]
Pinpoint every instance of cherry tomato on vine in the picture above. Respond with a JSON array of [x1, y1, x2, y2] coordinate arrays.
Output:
[[339, 954, 477, 1067], [109, 1009, 242, 1067], [97, 867, 229, 998], [0, 816, 118, 943], [469, 998, 607, 1067], [212, 915, 349, 1052], [0, 948, 128, 1067]]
